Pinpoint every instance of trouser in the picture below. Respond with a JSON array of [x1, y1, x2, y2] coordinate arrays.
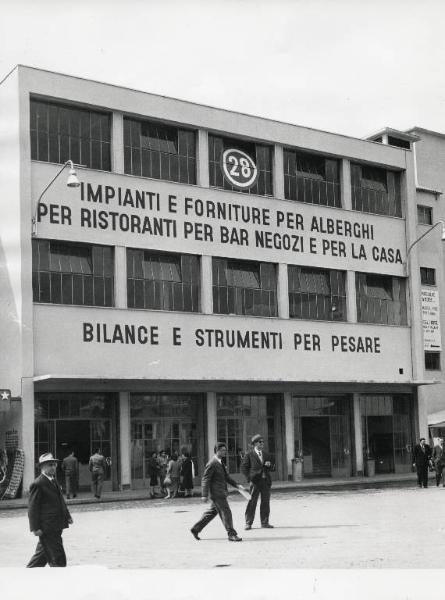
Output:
[[27, 530, 66, 567], [416, 465, 429, 488], [91, 470, 104, 497], [435, 464, 444, 486], [245, 479, 271, 525], [64, 473, 77, 497], [192, 497, 237, 537]]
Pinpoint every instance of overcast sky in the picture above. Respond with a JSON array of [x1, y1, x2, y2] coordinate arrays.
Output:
[[1, 0, 445, 139]]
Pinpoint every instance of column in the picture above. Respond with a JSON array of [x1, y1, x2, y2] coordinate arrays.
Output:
[[21, 377, 35, 495], [119, 392, 131, 490], [197, 130, 209, 188], [341, 159, 352, 210], [353, 393, 363, 476], [114, 246, 127, 309], [201, 255, 213, 314], [277, 263, 289, 319], [273, 144, 284, 199], [112, 112, 124, 174], [346, 271, 357, 323], [206, 392, 217, 460], [283, 392, 294, 478]]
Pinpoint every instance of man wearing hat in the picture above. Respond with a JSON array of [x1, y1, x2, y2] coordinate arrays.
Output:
[[241, 434, 274, 530], [27, 453, 73, 567]]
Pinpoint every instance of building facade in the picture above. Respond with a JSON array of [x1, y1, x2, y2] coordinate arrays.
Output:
[[0, 66, 430, 494]]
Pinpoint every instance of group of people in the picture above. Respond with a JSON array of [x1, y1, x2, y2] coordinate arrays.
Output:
[[59, 448, 108, 500], [413, 436, 445, 488], [26, 433, 273, 565], [146, 450, 195, 499]]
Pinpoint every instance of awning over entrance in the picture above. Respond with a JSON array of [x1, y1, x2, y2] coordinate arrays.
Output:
[[428, 410, 445, 428]]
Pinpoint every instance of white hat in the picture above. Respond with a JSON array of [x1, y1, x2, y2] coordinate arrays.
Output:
[[39, 452, 59, 464]]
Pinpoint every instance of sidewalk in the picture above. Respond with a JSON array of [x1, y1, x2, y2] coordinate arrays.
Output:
[[0, 471, 422, 510]]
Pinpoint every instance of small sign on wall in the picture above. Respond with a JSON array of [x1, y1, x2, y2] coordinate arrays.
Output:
[[421, 288, 442, 350], [0, 389, 11, 412]]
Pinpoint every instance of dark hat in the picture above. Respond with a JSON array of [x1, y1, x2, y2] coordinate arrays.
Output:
[[251, 434, 264, 444]]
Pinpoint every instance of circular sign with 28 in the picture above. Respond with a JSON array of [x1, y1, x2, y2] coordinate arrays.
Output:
[[222, 148, 258, 189]]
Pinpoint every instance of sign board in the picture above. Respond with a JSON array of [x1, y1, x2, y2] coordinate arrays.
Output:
[[222, 148, 258, 189], [421, 288, 442, 350], [0, 389, 11, 412]]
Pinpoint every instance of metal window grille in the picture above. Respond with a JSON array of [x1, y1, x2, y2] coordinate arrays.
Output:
[[30, 99, 111, 171], [127, 249, 200, 312], [124, 118, 196, 184], [32, 240, 114, 306], [355, 272, 407, 325], [284, 150, 341, 207], [288, 266, 347, 321], [351, 164, 401, 217]]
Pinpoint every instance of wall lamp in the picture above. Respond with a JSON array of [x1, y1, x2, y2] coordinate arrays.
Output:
[[406, 219, 445, 258], [31, 160, 81, 236]]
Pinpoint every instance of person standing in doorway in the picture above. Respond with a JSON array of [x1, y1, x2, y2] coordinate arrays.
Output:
[[180, 451, 195, 497], [27, 453, 73, 567], [191, 442, 244, 542], [62, 450, 79, 499], [412, 437, 432, 488], [89, 448, 106, 499], [241, 434, 274, 530], [432, 437, 445, 487]]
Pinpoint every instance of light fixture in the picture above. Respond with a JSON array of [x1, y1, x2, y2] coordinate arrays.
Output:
[[32, 160, 81, 235], [406, 219, 445, 257]]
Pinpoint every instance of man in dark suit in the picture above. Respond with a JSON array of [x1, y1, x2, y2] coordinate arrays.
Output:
[[241, 434, 274, 530], [62, 450, 79, 499], [432, 438, 445, 487], [412, 437, 432, 488], [27, 453, 73, 567], [191, 442, 244, 542]]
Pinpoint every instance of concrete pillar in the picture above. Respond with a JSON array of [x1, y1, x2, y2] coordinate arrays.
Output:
[[341, 159, 352, 210], [283, 392, 294, 478], [353, 393, 364, 476], [197, 130, 209, 188], [21, 377, 35, 494], [206, 392, 217, 460], [119, 391, 131, 490], [416, 388, 429, 439], [346, 271, 357, 323], [114, 246, 127, 309], [277, 263, 289, 319], [201, 255, 213, 314], [273, 143, 284, 199], [112, 112, 124, 174]]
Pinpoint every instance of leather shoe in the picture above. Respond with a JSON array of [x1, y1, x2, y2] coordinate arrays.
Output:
[[190, 528, 200, 541], [228, 534, 242, 542], [261, 523, 274, 528], [244, 524, 252, 530]]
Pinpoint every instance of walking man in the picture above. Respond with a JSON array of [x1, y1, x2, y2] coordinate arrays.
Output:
[[62, 450, 79, 499], [89, 448, 106, 499], [412, 437, 432, 488], [241, 434, 274, 530], [191, 442, 244, 542], [432, 437, 445, 487], [27, 453, 73, 567]]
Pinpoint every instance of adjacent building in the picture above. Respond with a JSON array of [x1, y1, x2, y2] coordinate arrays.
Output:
[[0, 66, 432, 494]]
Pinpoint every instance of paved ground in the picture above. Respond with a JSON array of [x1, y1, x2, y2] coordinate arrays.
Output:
[[1, 485, 444, 570]]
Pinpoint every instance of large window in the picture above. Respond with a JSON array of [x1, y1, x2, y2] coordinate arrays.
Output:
[[356, 272, 407, 325], [288, 265, 346, 321], [351, 163, 401, 217], [30, 99, 111, 171], [127, 249, 200, 312], [284, 150, 341, 207], [32, 240, 114, 306], [124, 118, 196, 184], [212, 258, 277, 317], [209, 135, 273, 196]]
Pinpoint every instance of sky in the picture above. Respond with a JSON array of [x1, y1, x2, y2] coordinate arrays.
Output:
[[1, 0, 445, 139]]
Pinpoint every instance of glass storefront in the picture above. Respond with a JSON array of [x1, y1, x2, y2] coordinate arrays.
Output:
[[34, 393, 118, 490], [360, 394, 414, 474], [216, 394, 281, 479], [292, 396, 353, 478], [130, 393, 205, 489]]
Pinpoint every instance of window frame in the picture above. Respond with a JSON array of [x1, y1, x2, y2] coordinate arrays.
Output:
[[351, 163, 402, 217], [417, 205, 433, 226], [288, 265, 347, 321], [420, 267, 436, 286], [355, 272, 407, 326], [425, 351, 441, 371]]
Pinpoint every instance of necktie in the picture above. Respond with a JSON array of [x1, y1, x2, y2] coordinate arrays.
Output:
[[258, 451, 263, 462]]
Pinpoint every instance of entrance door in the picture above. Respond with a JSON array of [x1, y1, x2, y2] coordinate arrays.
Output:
[[301, 417, 331, 478], [367, 416, 394, 474]]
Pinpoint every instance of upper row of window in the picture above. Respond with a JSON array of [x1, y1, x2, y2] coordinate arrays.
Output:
[[30, 99, 402, 218]]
